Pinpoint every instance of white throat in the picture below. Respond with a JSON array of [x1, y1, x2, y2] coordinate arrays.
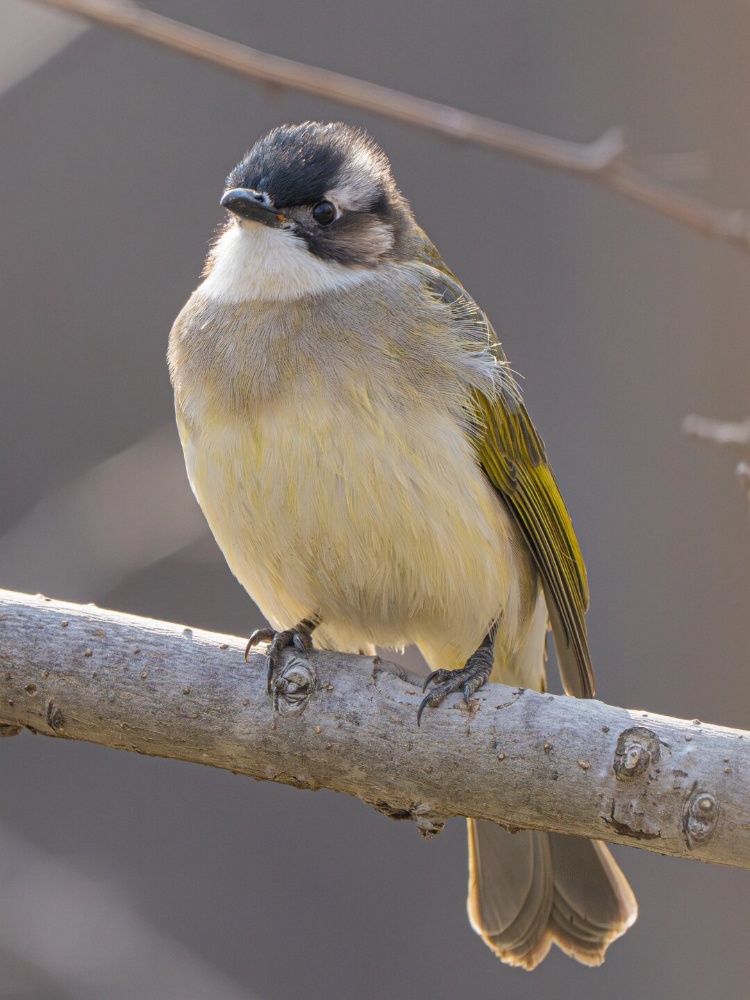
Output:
[[199, 221, 372, 303]]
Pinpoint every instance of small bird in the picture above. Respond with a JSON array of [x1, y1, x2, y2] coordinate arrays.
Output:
[[168, 121, 637, 969]]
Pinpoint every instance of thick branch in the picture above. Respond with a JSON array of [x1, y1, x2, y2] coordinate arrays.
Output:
[[28, 0, 750, 253], [1, 589, 748, 866]]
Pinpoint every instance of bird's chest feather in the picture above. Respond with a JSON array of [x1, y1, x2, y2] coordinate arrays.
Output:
[[170, 291, 527, 653], [179, 373, 517, 649]]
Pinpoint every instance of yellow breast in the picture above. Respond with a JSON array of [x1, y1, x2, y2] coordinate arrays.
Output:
[[169, 276, 540, 675], [178, 370, 533, 668]]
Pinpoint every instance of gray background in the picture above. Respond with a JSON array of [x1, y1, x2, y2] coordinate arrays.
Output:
[[2, 1, 750, 997]]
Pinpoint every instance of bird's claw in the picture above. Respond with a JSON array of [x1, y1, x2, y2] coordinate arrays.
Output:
[[245, 627, 275, 658], [417, 644, 494, 726], [422, 669, 453, 692], [245, 624, 314, 695]]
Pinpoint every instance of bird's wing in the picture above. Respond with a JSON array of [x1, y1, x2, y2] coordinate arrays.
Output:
[[418, 257, 594, 698]]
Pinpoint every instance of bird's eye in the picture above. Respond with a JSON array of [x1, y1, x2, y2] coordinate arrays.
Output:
[[312, 200, 336, 226]]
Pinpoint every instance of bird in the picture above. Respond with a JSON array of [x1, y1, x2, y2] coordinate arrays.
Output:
[[168, 121, 637, 969]]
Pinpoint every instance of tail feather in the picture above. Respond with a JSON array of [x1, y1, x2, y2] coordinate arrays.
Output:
[[548, 835, 638, 963], [468, 823, 555, 968], [467, 820, 637, 970]]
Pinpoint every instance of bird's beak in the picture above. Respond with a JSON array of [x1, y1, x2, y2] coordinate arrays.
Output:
[[220, 188, 286, 226]]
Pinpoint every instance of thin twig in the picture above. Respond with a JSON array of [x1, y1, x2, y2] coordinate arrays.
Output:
[[683, 414, 750, 447], [683, 415, 750, 508], [0, 823, 261, 1000], [1, 588, 749, 868], [27, 0, 750, 253], [736, 461, 750, 509], [0, 422, 208, 601]]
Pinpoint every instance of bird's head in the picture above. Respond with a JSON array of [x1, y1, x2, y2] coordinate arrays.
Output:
[[204, 122, 418, 302]]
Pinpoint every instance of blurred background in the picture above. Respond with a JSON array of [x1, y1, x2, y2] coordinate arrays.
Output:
[[2, 1, 750, 997]]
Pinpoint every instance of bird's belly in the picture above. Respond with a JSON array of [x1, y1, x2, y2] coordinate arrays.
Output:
[[180, 396, 531, 663]]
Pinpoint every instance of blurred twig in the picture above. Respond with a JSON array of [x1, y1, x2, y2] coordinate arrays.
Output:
[[0, 821, 262, 1000], [736, 461, 750, 509], [0, 423, 210, 601], [2, 587, 750, 869], [27, 0, 750, 253], [0, 0, 84, 97], [683, 414, 750, 446], [683, 415, 750, 508]]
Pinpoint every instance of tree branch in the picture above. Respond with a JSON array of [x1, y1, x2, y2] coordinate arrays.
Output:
[[683, 414, 750, 447], [27, 0, 750, 253], [1, 588, 748, 867], [683, 414, 750, 508]]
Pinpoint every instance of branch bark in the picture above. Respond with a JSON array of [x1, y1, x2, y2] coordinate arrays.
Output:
[[1, 588, 749, 867], [27, 0, 750, 253]]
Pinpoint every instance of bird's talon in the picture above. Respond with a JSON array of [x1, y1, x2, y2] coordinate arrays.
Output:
[[422, 668, 450, 692], [292, 631, 311, 654], [245, 627, 275, 660], [245, 621, 317, 702], [417, 686, 450, 725], [417, 693, 434, 727], [416, 628, 496, 724]]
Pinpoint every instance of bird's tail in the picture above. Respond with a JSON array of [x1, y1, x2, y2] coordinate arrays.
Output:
[[467, 819, 637, 969]]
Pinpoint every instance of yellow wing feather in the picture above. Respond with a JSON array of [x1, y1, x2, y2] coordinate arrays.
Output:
[[472, 389, 593, 698], [417, 254, 595, 698]]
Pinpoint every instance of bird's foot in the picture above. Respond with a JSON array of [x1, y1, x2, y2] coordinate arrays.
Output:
[[417, 630, 496, 726], [245, 618, 318, 697]]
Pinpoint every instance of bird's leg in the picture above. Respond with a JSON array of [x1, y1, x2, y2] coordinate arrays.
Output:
[[245, 615, 320, 695], [417, 623, 498, 726]]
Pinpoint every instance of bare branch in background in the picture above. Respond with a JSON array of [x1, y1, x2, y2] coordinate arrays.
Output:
[[0, 423, 210, 602], [0, 822, 262, 1000], [736, 462, 750, 509], [2, 588, 749, 869], [0, 0, 84, 97], [27, 0, 750, 254], [683, 414, 750, 447], [683, 415, 750, 507]]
